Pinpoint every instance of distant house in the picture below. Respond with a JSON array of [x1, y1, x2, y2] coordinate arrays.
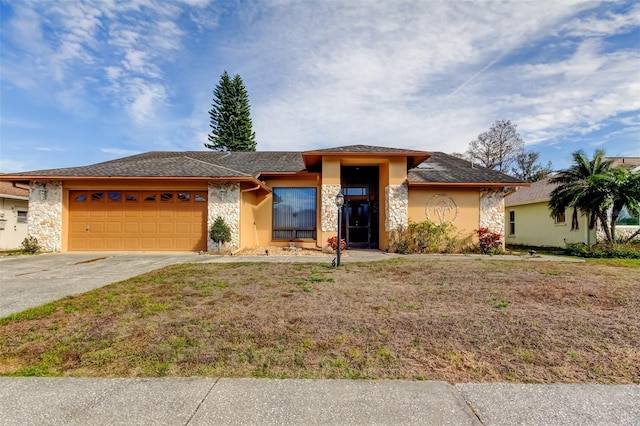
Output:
[[504, 177, 596, 248], [0, 181, 29, 250], [0, 145, 525, 252]]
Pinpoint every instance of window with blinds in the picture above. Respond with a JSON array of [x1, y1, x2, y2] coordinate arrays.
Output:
[[272, 187, 317, 240]]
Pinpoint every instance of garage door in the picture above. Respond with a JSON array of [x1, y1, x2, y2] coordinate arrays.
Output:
[[69, 190, 208, 251]]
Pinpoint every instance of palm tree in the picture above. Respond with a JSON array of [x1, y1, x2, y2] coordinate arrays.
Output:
[[548, 150, 613, 243], [606, 167, 640, 242], [549, 150, 640, 244]]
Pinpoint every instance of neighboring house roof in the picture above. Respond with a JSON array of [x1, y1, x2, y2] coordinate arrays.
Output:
[[607, 157, 640, 168], [504, 177, 557, 206], [0, 181, 29, 200], [0, 147, 525, 187], [408, 152, 526, 187]]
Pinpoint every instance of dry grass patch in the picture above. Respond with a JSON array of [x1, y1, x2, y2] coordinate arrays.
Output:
[[1, 259, 638, 383]]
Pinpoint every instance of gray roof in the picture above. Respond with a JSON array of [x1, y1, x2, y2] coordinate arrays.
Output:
[[3, 148, 524, 186], [305, 144, 426, 154], [408, 152, 526, 185], [504, 177, 557, 206], [8, 151, 306, 178]]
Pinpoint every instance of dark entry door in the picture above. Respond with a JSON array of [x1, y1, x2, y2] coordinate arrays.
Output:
[[341, 166, 379, 249]]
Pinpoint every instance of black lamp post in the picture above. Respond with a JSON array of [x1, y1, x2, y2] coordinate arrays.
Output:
[[335, 191, 344, 267]]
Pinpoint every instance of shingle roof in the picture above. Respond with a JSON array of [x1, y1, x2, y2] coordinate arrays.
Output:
[[6, 151, 306, 178], [1, 148, 524, 187], [504, 177, 557, 206], [407, 152, 526, 185], [0, 181, 29, 198], [306, 144, 426, 154]]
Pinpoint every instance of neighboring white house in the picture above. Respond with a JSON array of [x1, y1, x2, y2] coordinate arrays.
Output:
[[504, 177, 597, 248], [0, 181, 29, 250], [505, 157, 640, 247]]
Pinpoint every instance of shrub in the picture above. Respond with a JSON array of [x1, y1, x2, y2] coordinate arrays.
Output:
[[327, 236, 346, 251], [388, 220, 472, 254], [20, 236, 41, 254], [565, 242, 640, 259], [209, 217, 231, 249], [477, 227, 502, 254]]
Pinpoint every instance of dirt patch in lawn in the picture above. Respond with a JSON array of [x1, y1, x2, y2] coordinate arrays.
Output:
[[1, 258, 638, 383]]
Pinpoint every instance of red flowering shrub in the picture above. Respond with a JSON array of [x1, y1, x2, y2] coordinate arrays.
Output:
[[327, 236, 346, 251], [477, 227, 502, 254]]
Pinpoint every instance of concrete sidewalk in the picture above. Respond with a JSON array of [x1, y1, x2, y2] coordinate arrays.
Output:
[[1, 378, 638, 426]]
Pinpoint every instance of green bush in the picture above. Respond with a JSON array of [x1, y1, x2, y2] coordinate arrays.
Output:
[[388, 220, 472, 254], [209, 217, 231, 249], [564, 242, 640, 259], [20, 236, 41, 254]]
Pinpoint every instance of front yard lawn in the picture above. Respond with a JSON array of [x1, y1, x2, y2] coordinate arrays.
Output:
[[1, 258, 638, 383]]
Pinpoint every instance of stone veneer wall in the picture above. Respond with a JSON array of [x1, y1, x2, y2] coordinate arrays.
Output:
[[321, 184, 341, 232], [208, 182, 240, 251], [386, 184, 408, 231], [479, 189, 505, 244], [597, 227, 640, 243], [28, 181, 63, 252]]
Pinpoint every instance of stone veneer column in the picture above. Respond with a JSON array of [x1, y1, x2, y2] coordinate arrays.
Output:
[[28, 181, 63, 252], [385, 183, 408, 231], [480, 189, 505, 245], [321, 184, 341, 232], [208, 182, 240, 251]]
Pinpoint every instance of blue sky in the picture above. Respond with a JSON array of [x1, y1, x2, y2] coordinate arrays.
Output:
[[1, 0, 639, 174]]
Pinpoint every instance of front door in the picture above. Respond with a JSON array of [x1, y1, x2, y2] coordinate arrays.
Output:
[[341, 166, 379, 249]]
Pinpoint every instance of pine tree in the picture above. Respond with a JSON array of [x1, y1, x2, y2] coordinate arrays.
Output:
[[205, 71, 257, 151]]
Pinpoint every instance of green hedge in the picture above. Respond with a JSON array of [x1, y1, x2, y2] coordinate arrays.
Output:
[[564, 242, 640, 259]]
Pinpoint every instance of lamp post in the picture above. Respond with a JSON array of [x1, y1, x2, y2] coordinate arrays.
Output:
[[335, 191, 344, 267]]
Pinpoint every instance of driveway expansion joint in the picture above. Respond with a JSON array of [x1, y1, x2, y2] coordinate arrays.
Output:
[[185, 377, 220, 425]]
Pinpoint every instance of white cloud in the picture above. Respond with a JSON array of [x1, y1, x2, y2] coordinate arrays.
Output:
[[563, 3, 640, 37], [99, 148, 141, 156]]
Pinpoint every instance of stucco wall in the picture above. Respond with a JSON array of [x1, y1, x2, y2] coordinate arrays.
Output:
[[29, 181, 63, 252], [247, 176, 320, 249], [208, 182, 240, 251], [408, 188, 479, 239], [505, 202, 595, 247]]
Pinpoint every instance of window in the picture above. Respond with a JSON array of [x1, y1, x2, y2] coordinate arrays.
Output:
[[194, 194, 206, 202], [178, 192, 190, 201], [91, 192, 104, 201], [508, 210, 515, 236], [616, 206, 640, 226], [160, 193, 173, 202], [17, 211, 27, 224], [108, 192, 122, 202], [555, 211, 566, 224], [272, 187, 317, 240]]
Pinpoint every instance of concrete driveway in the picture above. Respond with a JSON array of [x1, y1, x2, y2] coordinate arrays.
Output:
[[0, 252, 210, 318]]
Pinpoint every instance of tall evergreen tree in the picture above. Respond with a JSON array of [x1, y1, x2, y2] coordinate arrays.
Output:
[[205, 71, 256, 151]]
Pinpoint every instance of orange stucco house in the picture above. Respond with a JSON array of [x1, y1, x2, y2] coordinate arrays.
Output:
[[0, 145, 525, 252]]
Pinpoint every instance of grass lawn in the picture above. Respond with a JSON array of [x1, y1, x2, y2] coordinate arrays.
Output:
[[1, 258, 638, 383]]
